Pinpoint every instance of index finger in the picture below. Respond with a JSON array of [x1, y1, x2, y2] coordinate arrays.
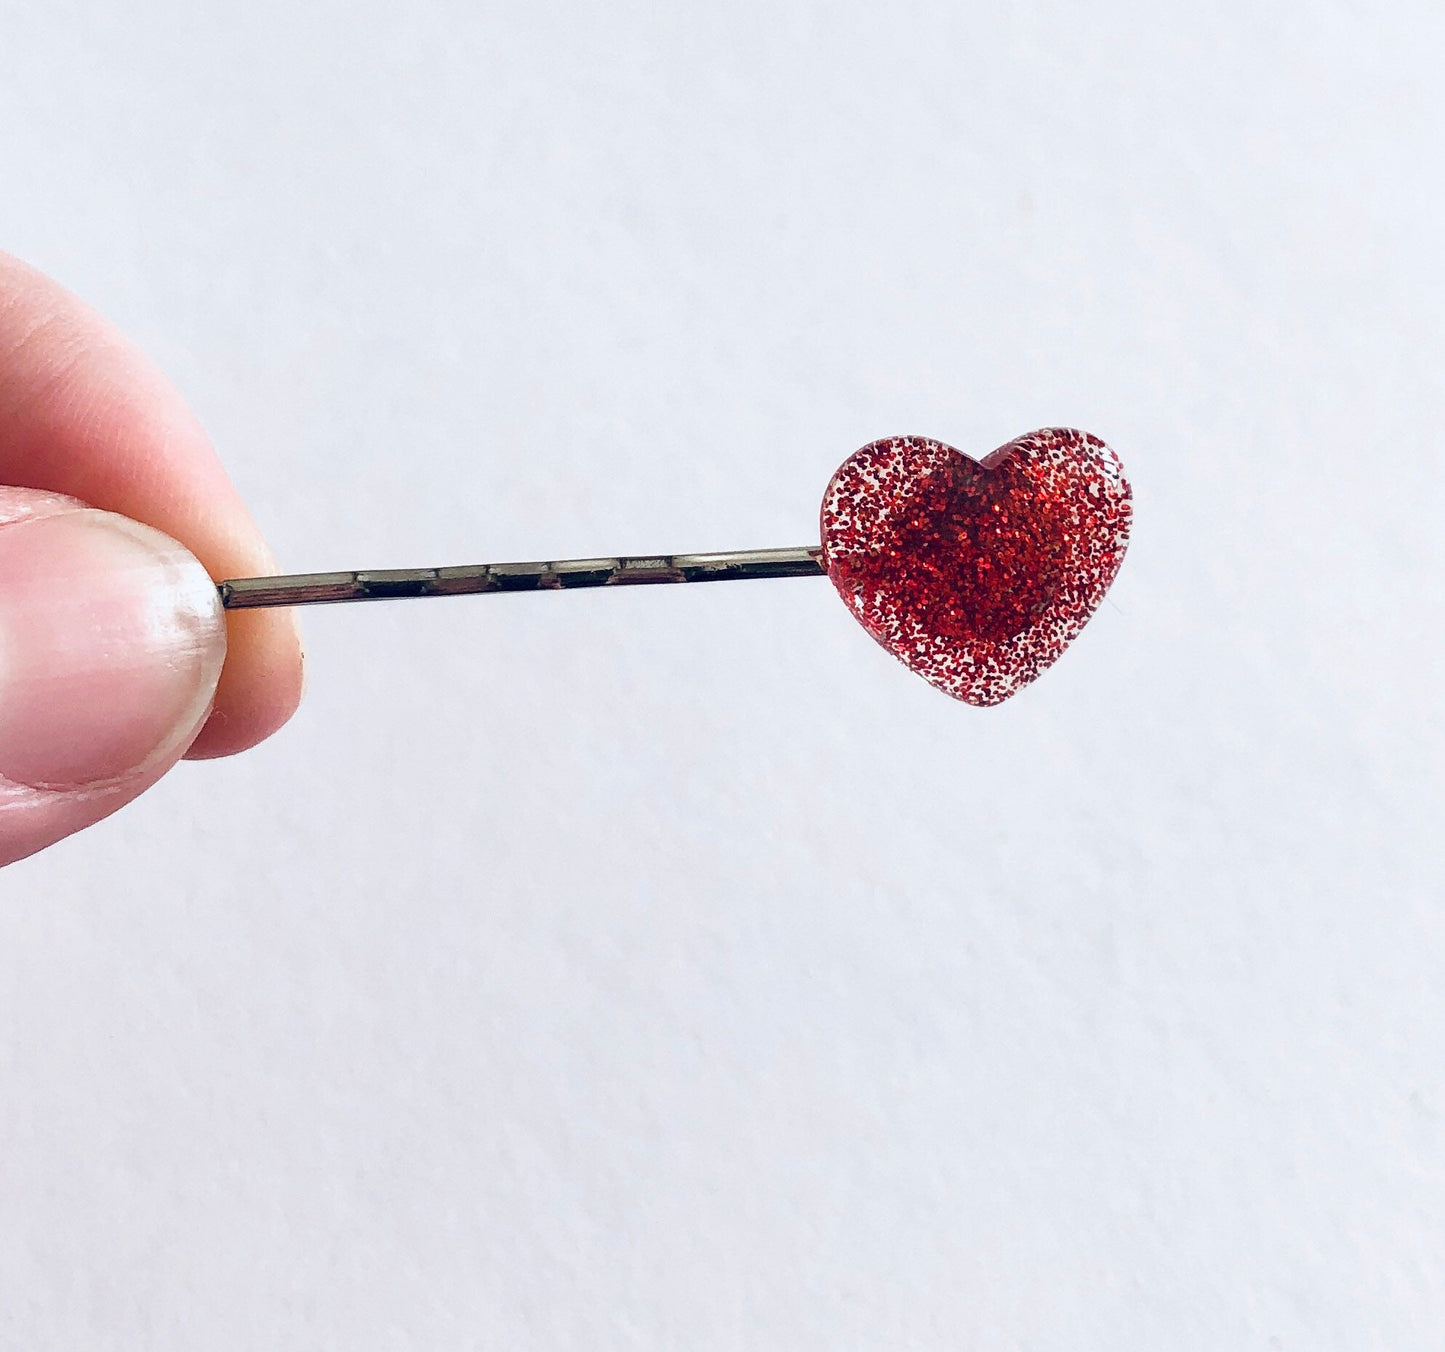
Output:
[[0, 252, 303, 759]]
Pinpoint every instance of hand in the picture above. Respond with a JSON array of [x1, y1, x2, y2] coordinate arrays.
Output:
[[0, 253, 303, 866]]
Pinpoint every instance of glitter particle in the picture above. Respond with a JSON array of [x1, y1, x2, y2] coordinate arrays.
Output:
[[819, 429, 1132, 706]]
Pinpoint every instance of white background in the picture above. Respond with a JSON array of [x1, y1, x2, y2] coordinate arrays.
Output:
[[3, 1, 1443, 1346]]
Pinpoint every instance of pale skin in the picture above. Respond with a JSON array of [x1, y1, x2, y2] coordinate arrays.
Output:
[[0, 252, 304, 865]]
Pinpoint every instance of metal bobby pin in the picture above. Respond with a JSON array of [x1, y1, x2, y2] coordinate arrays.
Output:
[[218, 546, 825, 609]]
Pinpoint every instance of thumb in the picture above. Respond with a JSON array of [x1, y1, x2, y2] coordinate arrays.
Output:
[[0, 487, 226, 866]]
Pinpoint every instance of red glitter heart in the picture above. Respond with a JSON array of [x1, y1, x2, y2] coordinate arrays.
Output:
[[819, 429, 1132, 706]]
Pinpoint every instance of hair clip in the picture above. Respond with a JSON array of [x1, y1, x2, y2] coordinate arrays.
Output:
[[221, 427, 1131, 706]]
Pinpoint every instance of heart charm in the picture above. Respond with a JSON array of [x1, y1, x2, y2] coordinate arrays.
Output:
[[819, 428, 1132, 706]]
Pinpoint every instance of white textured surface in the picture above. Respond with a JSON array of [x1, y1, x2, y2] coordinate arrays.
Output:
[[3, 2, 1444, 1346]]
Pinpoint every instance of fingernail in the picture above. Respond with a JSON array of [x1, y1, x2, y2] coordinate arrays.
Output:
[[0, 509, 227, 788]]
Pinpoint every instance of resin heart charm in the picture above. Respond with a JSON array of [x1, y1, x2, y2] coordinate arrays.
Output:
[[820, 428, 1132, 706]]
